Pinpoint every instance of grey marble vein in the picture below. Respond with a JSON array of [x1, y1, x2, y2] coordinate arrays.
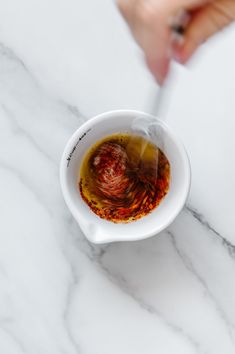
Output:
[[1, 103, 56, 166], [0, 41, 85, 129], [0, 326, 26, 354], [61, 234, 81, 354], [185, 204, 235, 257], [0, 41, 30, 76], [58, 101, 86, 123], [69, 234, 202, 354], [98, 257, 202, 354], [0, 161, 53, 217], [168, 230, 235, 341], [63, 276, 80, 354], [63, 215, 202, 350]]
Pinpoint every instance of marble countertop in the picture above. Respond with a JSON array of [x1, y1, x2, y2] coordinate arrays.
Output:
[[1, 0, 235, 353]]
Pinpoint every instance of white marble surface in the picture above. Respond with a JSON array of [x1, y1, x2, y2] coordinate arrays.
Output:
[[1, 0, 235, 353]]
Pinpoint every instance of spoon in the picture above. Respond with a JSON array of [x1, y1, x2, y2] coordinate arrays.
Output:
[[126, 8, 189, 164]]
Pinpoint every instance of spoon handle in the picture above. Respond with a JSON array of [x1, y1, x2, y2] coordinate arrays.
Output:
[[150, 84, 167, 118]]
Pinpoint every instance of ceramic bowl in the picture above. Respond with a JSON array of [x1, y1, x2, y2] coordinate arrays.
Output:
[[60, 110, 191, 244]]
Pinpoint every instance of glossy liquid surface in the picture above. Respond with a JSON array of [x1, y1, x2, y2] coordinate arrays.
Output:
[[79, 133, 170, 223]]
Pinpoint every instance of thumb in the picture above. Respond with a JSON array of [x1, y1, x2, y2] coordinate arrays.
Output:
[[173, 1, 234, 63]]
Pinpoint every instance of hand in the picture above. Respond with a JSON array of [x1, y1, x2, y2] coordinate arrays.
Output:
[[117, 0, 235, 84]]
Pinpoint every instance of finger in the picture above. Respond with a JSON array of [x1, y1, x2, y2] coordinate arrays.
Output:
[[145, 53, 170, 85], [173, 1, 234, 63], [140, 10, 172, 84], [117, 0, 132, 26]]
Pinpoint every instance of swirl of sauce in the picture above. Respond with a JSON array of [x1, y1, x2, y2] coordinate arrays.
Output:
[[79, 134, 170, 223], [91, 142, 130, 200]]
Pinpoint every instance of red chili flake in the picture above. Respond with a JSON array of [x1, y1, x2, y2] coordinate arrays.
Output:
[[79, 134, 170, 223]]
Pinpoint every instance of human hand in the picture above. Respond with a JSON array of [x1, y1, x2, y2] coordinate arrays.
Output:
[[117, 0, 235, 84]]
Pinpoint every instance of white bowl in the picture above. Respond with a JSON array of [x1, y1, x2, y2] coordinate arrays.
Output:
[[60, 110, 191, 244]]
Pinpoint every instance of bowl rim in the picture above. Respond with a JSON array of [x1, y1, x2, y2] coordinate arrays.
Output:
[[60, 109, 191, 243]]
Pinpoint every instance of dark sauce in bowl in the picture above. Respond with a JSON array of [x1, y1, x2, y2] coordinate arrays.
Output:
[[79, 133, 170, 223]]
